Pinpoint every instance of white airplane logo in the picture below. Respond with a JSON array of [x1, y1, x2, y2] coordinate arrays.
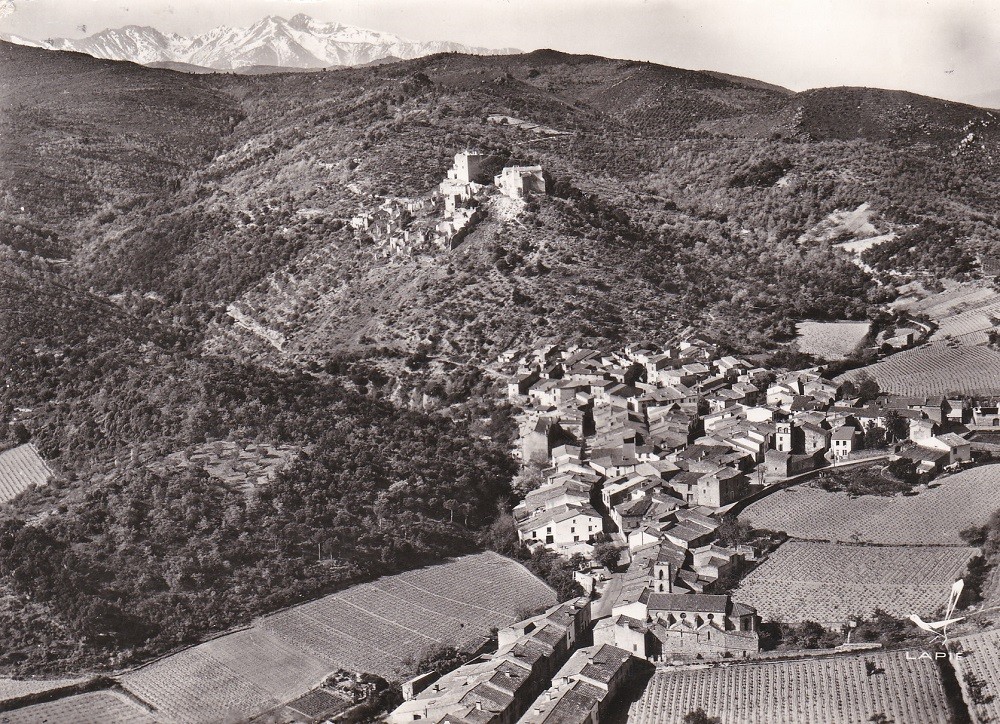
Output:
[[908, 580, 964, 644]]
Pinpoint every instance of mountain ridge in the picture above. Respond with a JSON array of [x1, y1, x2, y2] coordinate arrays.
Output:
[[1, 37, 1000, 675], [3, 13, 520, 70], [2, 38, 998, 359]]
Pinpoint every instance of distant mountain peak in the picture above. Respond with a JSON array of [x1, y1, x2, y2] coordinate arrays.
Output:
[[287, 13, 315, 29], [6, 13, 519, 70]]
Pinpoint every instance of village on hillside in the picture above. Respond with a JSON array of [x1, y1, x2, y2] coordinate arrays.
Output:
[[503, 336, 993, 558], [346, 148, 1000, 724], [5, 143, 1000, 724], [389, 333, 1000, 723], [9, 6, 1000, 720]]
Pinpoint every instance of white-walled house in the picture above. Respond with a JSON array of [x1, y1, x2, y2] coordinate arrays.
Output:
[[517, 504, 603, 548], [918, 433, 972, 465]]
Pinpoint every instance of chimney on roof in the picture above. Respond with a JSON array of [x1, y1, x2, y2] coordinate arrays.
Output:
[[475, 702, 484, 711]]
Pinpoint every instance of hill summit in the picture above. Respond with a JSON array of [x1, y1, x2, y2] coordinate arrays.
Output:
[[2, 14, 520, 70]]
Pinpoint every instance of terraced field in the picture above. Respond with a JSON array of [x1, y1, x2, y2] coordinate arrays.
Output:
[[893, 282, 1000, 346], [0, 443, 53, 503], [799, 203, 879, 244], [198, 628, 333, 704], [835, 343, 1000, 397], [932, 307, 1000, 346], [836, 233, 894, 255], [954, 628, 1000, 724], [628, 650, 951, 724], [741, 464, 1000, 545], [733, 541, 976, 624], [0, 676, 89, 703], [795, 321, 870, 360], [121, 647, 278, 723], [896, 283, 999, 316], [1, 691, 158, 724], [119, 553, 554, 723]]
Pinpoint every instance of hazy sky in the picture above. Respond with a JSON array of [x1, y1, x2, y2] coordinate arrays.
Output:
[[2, 0, 998, 105]]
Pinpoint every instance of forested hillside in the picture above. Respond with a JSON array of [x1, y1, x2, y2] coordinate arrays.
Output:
[[1, 40, 999, 673], [0, 360, 514, 671], [0, 43, 239, 254], [0, 249, 516, 672], [5, 42, 999, 356]]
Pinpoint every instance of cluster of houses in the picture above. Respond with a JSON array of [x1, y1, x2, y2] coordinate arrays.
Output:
[[597, 589, 761, 660], [505, 338, 989, 557], [349, 195, 441, 257], [498, 338, 999, 668], [389, 598, 642, 724], [387, 336, 998, 723], [519, 644, 637, 723], [388, 576, 761, 722], [349, 151, 547, 258]]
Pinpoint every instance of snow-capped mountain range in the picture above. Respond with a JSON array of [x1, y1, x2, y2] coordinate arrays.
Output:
[[2, 14, 520, 70]]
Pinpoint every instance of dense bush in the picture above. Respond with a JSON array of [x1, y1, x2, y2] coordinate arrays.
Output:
[[862, 221, 978, 278], [729, 158, 792, 188], [0, 262, 516, 673], [815, 464, 916, 497]]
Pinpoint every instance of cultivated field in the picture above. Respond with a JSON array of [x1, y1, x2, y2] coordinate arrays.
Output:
[[741, 464, 1000, 545], [628, 650, 951, 724], [932, 307, 1000, 346], [893, 282, 1000, 346], [732, 541, 976, 624], [0, 443, 53, 503], [198, 628, 333, 704], [119, 553, 554, 723], [259, 552, 552, 676], [836, 233, 895, 255], [895, 282, 1000, 317], [795, 321, 870, 360], [121, 646, 278, 723], [798, 203, 879, 244], [0, 676, 89, 702], [835, 343, 1000, 397], [1, 691, 158, 724], [486, 114, 571, 136], [954, 628, 1000, 724], [898, 283, 996, 314]]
